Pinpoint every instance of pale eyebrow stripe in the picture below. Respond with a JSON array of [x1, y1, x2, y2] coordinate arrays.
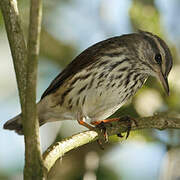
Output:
[[143, 32, 168, 74], [154, 36, 172, 76], [141, 32, 160, 55], [151, 35, 166, 73]]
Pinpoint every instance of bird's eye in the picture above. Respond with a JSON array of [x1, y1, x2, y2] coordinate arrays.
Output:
[[155, 54, 162, 65]]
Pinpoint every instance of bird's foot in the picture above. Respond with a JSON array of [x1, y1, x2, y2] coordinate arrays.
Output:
[[95, 121, 111, 150], [92, 116, 138, 140], [116, 115, 138, 139], [78, 114, 138, 149], [77, 115, 110, 149], [92, 118, 118, 149]]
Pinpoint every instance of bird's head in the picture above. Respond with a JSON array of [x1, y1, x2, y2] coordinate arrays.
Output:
[[136, 30, 173, 95]]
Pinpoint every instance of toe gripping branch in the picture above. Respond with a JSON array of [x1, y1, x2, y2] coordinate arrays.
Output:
[[116, 116, 138, 139], [77, 113, 138, 149], [92, 116, 138, 140]]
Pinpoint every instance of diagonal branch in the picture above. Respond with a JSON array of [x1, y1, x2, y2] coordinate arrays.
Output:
[[43, 113, 180, 172]]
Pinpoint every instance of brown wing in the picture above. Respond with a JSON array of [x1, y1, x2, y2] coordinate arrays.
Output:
[[40, 36, 124, 99]]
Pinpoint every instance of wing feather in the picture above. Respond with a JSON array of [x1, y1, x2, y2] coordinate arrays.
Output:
[[41, 35, 126, 99]]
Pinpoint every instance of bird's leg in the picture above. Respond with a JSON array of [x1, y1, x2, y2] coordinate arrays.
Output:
[[91, 116, 138, 139], [77, 112, 94, 130], [77, 112, 111, 148], [91, 118, 122, 125]]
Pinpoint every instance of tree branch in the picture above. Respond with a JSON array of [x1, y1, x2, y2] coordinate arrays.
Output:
[[0, 0, 46, 179], [23, 0, 46, 179], [43, 113, 180, 172], [0, 0, 27, 116]]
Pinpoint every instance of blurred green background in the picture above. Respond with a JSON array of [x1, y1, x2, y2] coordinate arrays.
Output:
[[0, 0, 180, 179]]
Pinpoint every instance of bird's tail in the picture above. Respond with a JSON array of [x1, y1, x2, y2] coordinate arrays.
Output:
[[3, 114, 24, 135]]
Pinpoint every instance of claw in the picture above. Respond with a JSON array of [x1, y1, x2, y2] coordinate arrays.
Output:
[[117, 133, 124, 138], [118, 116, 138, 139], [125, 125, 131, 139], [92, 116, 138, 148], [96, 121, 108, 142]]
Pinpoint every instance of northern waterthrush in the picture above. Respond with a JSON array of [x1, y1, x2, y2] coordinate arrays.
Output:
[[4, 31, 173, 135]]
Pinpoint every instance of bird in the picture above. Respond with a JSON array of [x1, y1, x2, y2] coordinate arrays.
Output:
[[3, 30, 173, 135]]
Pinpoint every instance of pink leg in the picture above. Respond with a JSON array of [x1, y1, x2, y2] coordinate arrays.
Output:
[[77, 112, 94, 130]]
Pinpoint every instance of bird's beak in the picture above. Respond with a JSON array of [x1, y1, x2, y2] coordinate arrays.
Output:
[[158, 71, 170, 96]]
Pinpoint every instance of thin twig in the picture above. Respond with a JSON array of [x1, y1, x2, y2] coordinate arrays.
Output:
[[43, 113, 180, 172]]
